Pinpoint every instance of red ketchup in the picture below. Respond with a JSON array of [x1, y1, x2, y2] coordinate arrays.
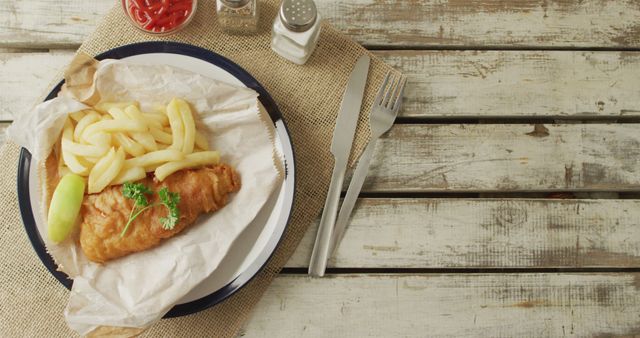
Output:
[[127, 0, 194, 33]]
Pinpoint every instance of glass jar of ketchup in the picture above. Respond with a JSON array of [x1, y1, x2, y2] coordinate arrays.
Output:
[[122, 0, 197, 35]]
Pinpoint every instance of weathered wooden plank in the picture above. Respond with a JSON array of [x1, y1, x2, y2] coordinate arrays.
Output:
[[382, 50, 640, 119], [320, 0, 640, 48], [0, 0, 111, 48], [286, 199, 640, 268], [362, 123, 640, 192], [2, 0, 640, 48], [4, 50, 640, 120], [0, 52, 72, 120], [240, 273, 640, 337]]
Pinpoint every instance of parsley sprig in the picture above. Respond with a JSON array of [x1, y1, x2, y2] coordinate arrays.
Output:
[[120, 182, 181, 237], [158, 187, 180, 230]]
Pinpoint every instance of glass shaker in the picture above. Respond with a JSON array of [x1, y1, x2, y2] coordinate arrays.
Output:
[[216, 0, 259, 34], [271, 0, 321, 65]]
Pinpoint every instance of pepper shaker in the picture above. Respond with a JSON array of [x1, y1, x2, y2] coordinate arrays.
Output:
[[216, 0, 259, 34], [271, 0, 322, 65]]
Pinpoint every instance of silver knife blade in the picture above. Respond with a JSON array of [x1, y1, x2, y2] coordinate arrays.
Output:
[[330, 55, 371, 160], [308, 54, 370, 277]]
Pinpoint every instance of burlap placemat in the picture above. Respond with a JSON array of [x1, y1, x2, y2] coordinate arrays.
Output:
[[0, 0, 398, 336]]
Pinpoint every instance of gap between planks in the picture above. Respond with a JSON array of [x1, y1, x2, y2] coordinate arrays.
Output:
[[280, 267, 640, 274]]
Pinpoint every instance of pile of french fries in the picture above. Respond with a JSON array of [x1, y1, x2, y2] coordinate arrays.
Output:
[[59, 98, 219, 194]]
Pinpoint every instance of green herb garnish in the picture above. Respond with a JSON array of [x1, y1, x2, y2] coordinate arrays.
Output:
[[123, 182, 152, 207], [158, 187, 181, 230], [120, 182, 181, 237]]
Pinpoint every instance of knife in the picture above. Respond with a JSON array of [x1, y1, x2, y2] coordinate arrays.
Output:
[[308, 54, 371, 277]]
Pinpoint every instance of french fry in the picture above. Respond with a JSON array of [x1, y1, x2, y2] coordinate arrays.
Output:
[[143, 104, 169, 126], [85, 132, 112, 148], [130, 132, 158, 152], [74, 111, 100, 143], [82, 119, 147, 140], [61, 121, 90, 175], [124, 105, 152, 125], [143, 113, 170, 127], [166, 99, 185, 151], [176, 99, 196, 154], [187, 151, 220, 164], [62, 152, 89, 174], [59, 99, 218, 187], [194, 131, 209, 150], [143, 117, 163, 129], [95, 101, 138, 114], [88, 147, 125, 194], [111, 166, 146, 185], [154, 151, 220, 181], [88, 147, 115, 193], [62, 150, 89, 175], [144, 164, 160, 172], [69, 110, 86, 123], [113, 133, 146, 157], [107, 107, 129, 120], [81, 156, 101, 164], [62, 138, 109, 157], [76, 156, 96, 169], [150, 126, 173, 144], [102, 107, 151, 154], [123, 149, 185, 169]]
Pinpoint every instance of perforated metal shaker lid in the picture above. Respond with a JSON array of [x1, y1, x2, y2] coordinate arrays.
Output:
[[279, 0, 317, 32], [220, 0, 251, 9]]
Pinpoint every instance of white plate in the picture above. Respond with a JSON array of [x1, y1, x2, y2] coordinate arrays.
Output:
[[18, 42, 295, 317]]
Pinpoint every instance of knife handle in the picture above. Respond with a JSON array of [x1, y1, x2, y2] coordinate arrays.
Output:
[[329, 139, 377, 256], [309, 159, 346, 277]]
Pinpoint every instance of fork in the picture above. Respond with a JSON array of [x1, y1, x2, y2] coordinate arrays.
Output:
[[328, 72, 407, 256]]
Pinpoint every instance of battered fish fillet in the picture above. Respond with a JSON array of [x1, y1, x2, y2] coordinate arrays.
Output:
[[79, 164, 241, 263]]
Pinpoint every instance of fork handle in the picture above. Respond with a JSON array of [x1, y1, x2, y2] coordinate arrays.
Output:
[[329, 139, 377, 256], [309, 158, 347, 277]]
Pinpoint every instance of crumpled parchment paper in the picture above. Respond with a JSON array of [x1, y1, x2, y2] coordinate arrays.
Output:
[[7, 55, 282, 335]]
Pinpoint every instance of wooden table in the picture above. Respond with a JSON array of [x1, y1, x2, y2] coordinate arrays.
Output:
[[2, 1, 640, 336]]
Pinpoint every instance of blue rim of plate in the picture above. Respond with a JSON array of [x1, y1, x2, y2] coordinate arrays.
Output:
[[17, 41, 296, 318]]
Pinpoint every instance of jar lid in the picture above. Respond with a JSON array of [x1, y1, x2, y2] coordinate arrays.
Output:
[[279, 0, 317, 33], [220, 0, 251, 9]]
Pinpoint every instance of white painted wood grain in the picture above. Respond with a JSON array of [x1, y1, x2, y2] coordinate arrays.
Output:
[[240, 273, 640, 337], [319, 0, 640, 48], [382, 50, 640, 118], [4, 51, 640, 121], [2, 0, 640, 48], [0, 0, 111, 48], [286, 199, 640, 268], [362, 123, 640, 192], [0, 52, 73, 120]]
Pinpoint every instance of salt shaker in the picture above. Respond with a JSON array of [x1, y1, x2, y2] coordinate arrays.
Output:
[[216, 0, 259, 34], [271, 0, 321, 65]]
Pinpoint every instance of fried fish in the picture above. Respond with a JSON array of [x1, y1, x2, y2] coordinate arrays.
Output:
[[79, 164, 240, 263]]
